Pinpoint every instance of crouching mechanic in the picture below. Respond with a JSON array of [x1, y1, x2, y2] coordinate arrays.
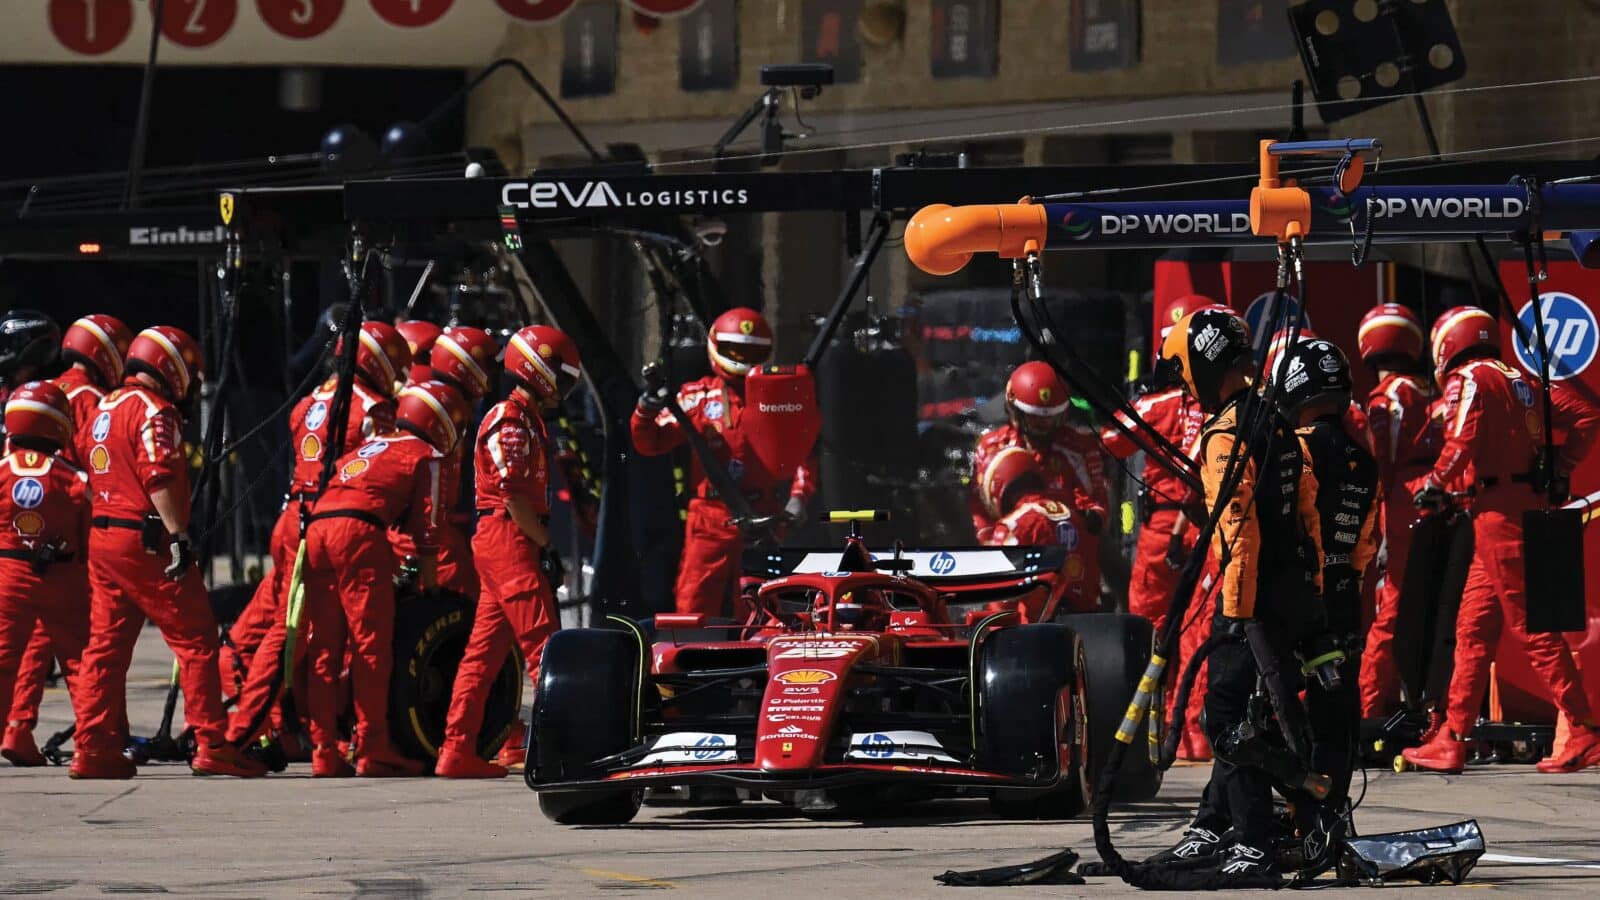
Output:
[[436, 326, 581, 778], [0, 384, 92, 758], [1402, 307, 1600, 774], [980, 447, 1098, 614], [72, 326, 263, 778], [632, 307, 815, 617], [4, 315, 132, 766], [1152, 308, 1324, 877], [1279, 339, 1379, 848]]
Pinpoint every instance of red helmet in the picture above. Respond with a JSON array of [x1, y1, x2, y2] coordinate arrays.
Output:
[[395, 380, 471, 452], [707, 307, 773, 380], [1161, 294, 1227, 341], [1357, 303, 1425, 366], [1264, 325, 1319, 383], [429, 326, 499, 399], [1430, 306, 1499, 376], [506, 325, 581, 405], [61, 314, 133, 387], [125, 326, 203, 400], [337, 321, 410, 397], [1005, 361, 1071, 439], [978, 445, 1046, 519], [396, 320, 442, 385], [813, 587, 892, 632], [4, 380, 72, 449]]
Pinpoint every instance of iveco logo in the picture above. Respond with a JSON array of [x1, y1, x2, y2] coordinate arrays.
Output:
[[500, 181, 752, 210], [129, 225, 227, 246]]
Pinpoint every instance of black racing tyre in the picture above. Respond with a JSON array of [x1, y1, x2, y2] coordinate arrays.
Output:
[[389, 589, 523, 763], [533, 627, 644, 825], [979, 624, 1088, 819], [1059, 612, 1163, 802]]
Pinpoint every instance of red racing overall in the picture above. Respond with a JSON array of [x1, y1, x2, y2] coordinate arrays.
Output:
[[631, 375, 815, 617], [990, 489, 1098, 614]]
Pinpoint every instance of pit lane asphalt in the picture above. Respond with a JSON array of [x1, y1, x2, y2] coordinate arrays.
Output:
[[4, 633, 1600, 898]]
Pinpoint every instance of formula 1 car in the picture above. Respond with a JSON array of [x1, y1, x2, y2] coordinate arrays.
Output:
[[527, 511, 1160, 824]]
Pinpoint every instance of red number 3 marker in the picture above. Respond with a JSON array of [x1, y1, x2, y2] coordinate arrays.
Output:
[[258, 0, 345, 38], [370, 0, 454, 28]]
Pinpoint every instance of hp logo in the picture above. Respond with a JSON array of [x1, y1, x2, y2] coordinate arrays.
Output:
[[862, 733, 894, 758], [1513, 292, 1598, 382], [691, 734, 726, 760], [11, 478, 44, 510], [928, 552, 957, 575]]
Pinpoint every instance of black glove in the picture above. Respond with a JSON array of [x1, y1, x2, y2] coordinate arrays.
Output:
[[637, 362, 670, 411], [1412, 482, 1447, 513], [164, 536, 194, 581], [783, 495, 806, 524], [1164, 529, 1188, 572], [540, 544, 567, 585], [1215, 614, 1251, 640], [29, 541, 65, 575], [1296, 632, 1347, 691]]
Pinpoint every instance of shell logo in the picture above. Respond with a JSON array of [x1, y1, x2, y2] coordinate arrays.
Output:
[[340, 459, 369, 480], [13, 511, 43, 536], [538, 343, 555, 358], [300, 433, 323, 462], [89, 446, 111, 474], [775, 669, 835, 685], [1065, 556, 1085, 580]]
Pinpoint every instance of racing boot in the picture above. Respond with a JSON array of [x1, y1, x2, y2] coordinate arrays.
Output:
[[495, 720, 527, 769], [1401, 729, 1466, 774], [356, 749, 428, 778], [311, 745, 355, 778], [1216, 842, 1275, 878], [192, 743, 269, 778], [2, 723, 47, 767], [1144, 826, 1228, 864], [1536, 725, 1600, 774], [68, 752, 137, 780], [436, 745, 509, 779]]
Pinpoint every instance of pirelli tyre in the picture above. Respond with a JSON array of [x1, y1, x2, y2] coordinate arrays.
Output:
[[532, 627, 645, 825], [389, 589, 523, 763], [1060, 612, 1163, 802], [979, 623, 1089, 819]]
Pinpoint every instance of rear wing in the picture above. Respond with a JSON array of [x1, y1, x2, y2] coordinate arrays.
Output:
[[743, 546, 1067, 583]]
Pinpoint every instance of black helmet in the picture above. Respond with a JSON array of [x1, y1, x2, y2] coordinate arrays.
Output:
[[1159, 307, 1252, 410], [0, 309, 61, 382], [1276, 338, 1353, 417]]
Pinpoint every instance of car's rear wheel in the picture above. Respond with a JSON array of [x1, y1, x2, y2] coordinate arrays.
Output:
[[389, 589, 523, 763], [1059, 612, 1163, 802], [978, 624, 1088, 819], [532, 627, 644, 825]]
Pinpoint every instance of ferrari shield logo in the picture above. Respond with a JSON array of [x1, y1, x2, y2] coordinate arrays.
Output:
[[739, 320, 754, 335], [1038, 387, 1052, 403], [219, 193, 235, 226]]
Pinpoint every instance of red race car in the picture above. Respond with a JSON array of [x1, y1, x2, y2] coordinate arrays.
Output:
[[527, 511, 1161, 824]]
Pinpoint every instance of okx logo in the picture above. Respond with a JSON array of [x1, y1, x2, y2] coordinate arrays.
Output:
[[1514, 292, 1598, 381]]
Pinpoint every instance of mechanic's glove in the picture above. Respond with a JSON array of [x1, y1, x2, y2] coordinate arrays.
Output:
[[637, 362, 670, 411], [164, 535, 194, 581], [1164, 529, 1189, 572], [1411, 482, 1447, 513], [1296, 632, 1347, 691], [1374, 535, 1389, 576], [783, 495, 807, 524], [394, 557, 420, 594], [1079, 508, 1104, 535], [540, 544, 567, 585], [1215, 615, 1252, 640]]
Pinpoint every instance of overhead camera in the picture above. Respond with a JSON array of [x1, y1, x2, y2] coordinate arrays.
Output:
[[716, 64, 835, 169], [759, 64, 835, 99]]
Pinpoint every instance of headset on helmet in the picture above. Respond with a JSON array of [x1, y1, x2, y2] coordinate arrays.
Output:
[[1160, 308, 1253, 411], [395, 380, 470, 452], [1357, 303, 1425, 368], [61, 314, 133, 388], [1430, 306, 1499, 378], [0, 310, 61, 381], [125, 326, 203, 402], [979, 445, 1046, 520], [1005, 361, 1072, 440], [707, 307, 773, 380], [506, 325, 581, 405], [1276, 339, 1353, 418], [429, 326, 500, 399], [337, 321, 411, 397], [4, 380, 72, 450]]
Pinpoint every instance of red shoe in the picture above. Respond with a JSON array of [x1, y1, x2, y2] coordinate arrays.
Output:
[[311, 745, 355, 777], [192, 744, 269, 778], [356, 752, 428, 778], [436, 746, 509, 779], [69, 752, 137, 780], [1537, 726, 1600, 774], [495, 721, 527, 769], [2, 724, 46, 767], [1401, 731, 1466, 773]]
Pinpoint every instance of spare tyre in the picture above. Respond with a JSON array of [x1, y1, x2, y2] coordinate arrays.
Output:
[[389, 589, 523, 763], [1059, 612, 1163, 802]]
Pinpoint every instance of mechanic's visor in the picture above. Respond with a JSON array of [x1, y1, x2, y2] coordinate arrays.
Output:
[[711, 331, 773, 371]]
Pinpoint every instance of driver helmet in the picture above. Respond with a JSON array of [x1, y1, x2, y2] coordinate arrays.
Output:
[[815, 588, 890, 632]]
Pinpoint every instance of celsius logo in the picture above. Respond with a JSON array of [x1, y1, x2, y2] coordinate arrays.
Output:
[[1513, 292, 1597, 381], [928, 551, 957, 575], [501, 181, 752, 211], [758, 402, 805, 413]]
